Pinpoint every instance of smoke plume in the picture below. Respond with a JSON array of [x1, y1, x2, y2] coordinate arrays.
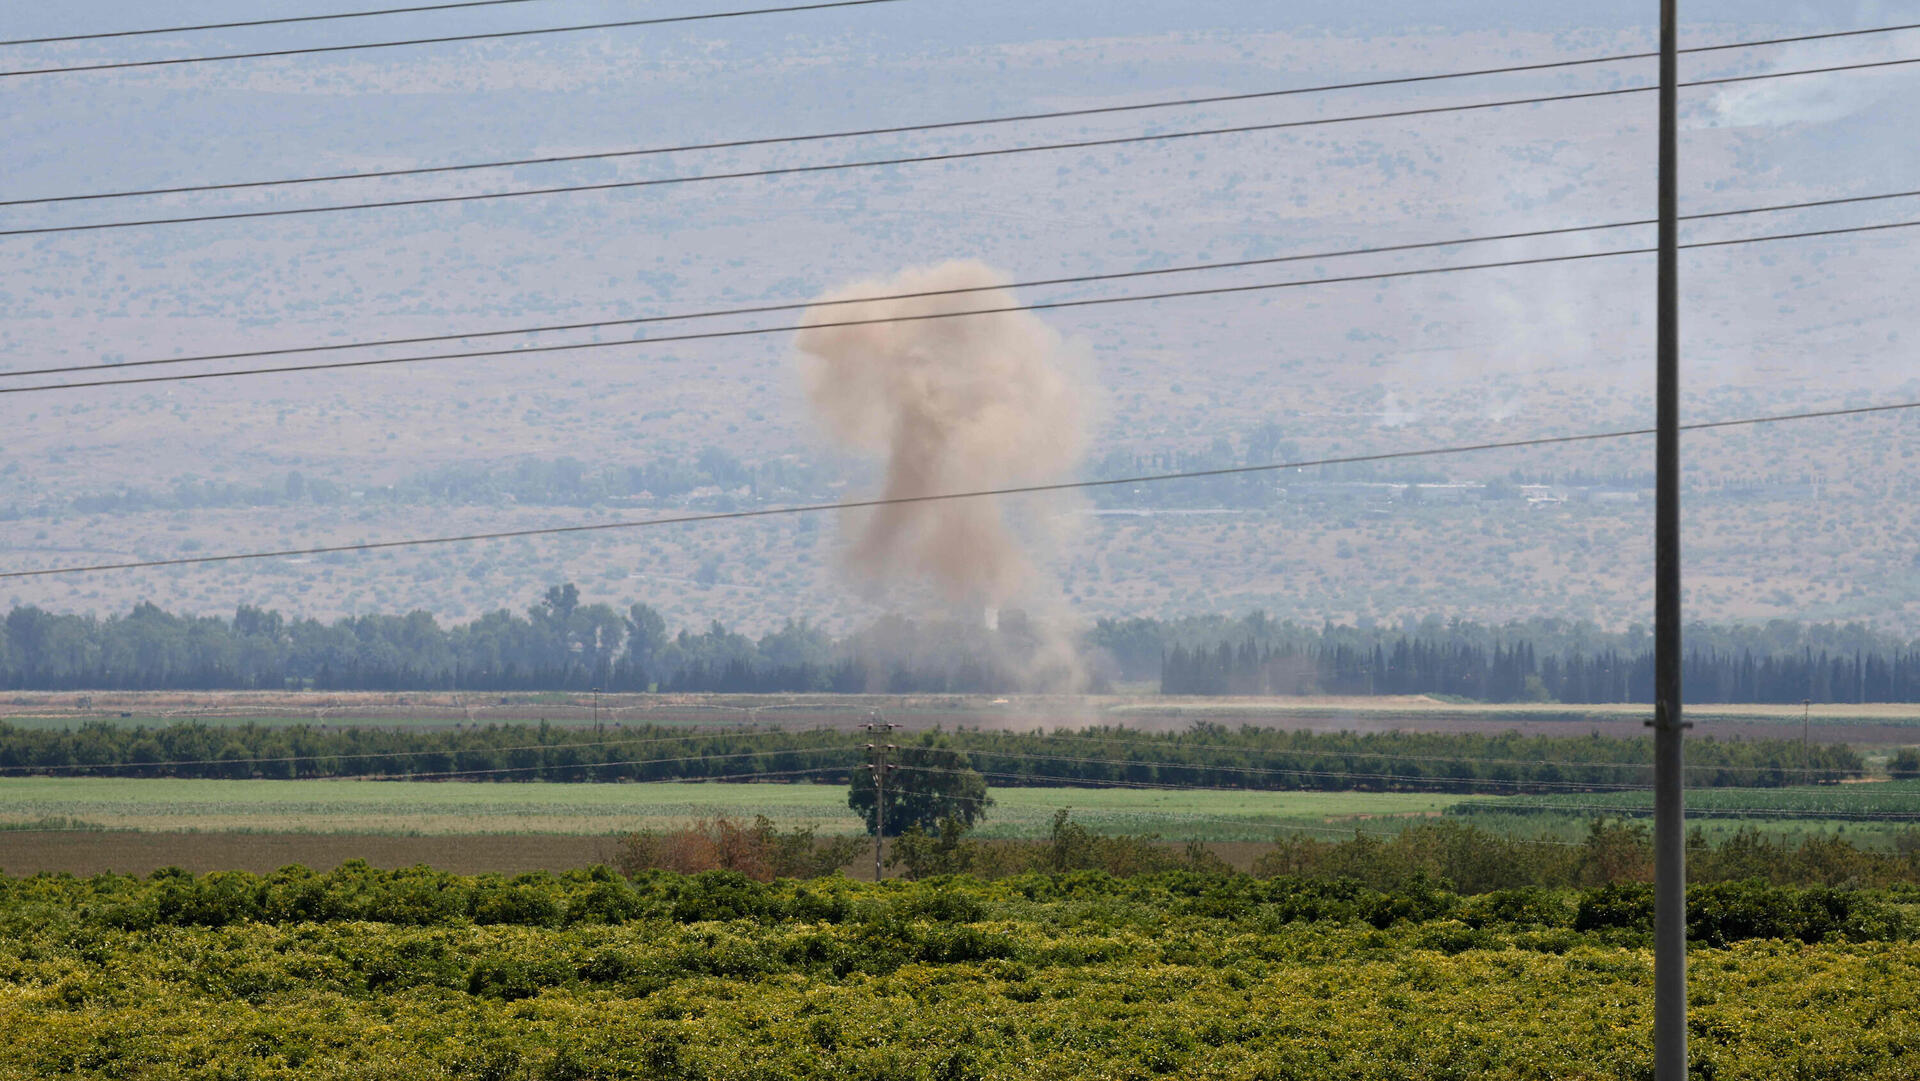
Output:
[[795, 260, 1087, 611]]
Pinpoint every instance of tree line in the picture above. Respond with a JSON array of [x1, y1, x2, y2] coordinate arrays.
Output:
[[1161, 638, 1920, 702], [4, 591, 1917, 702], [0, 721, 1857, 789], [0, 587, 1074, 694], [939, 725, 1855, 791], [0, 720, 852, 783]]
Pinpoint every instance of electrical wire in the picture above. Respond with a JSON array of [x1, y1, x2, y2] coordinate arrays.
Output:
[[889, 762, 1392, 797], [0, 763, 852, 834], [10, 22, 1918, 209], [946, 744, 1920, 802], [6, 55, 1916, 237], [9, 186, 1915, 383], [11, 746, 856, 783], [0, 0, 566, 46], [928, 727, 1861, 779], [917, 746, 1657, 792], [0, 766, 1581, 842], [0, 707, 1863, 782], [0, 0, 906, 79], [879, 779, 1586, 846], [877, 781, 1368, 841], [0, 725, 859, 775], [888, 766, 1592, 846], [0, 714, 1861, 782], [1453, 799, 1920, 821], [7, 215, 1917, 396], [4, 397, 1916, 581], [355, 745, 858, 780]]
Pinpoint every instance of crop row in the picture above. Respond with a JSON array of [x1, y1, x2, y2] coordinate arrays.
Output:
[[0, 720, 1862, 790]]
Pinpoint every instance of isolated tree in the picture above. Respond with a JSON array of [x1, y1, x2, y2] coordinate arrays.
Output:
[[848, 737, 991, 837], [1891, 748, 1920, 781]]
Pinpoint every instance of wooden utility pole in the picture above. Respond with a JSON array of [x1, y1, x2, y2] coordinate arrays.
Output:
[[863, 716, 900, 880]]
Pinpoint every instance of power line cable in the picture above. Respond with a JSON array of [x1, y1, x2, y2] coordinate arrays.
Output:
[[20, 747, 855, 783], [892, 761, 1406, 795], [881, 778, 1586, 846], [10, 22, 1918, 209], [881, 781, 1389, 842], [0, 763, 852, 834], [1454, 799, 1920, 820], [926, 746, 1656, 791], [0, 714, 1864, 782], [0, 768, 1578, 843], [891, 765, 1593, 846], [0, 0, 566, 46], [7, 215, 1916, 396], [6, 55, 1916, 238], [952, 744, 1920, 800], [356, 746, 858, 781], [0, 725, 859, 775], [5, 397, 1916, 581], [9, 186, 1915, 382], [932, 727, 1861, 779], [0, 0, 906, 78]]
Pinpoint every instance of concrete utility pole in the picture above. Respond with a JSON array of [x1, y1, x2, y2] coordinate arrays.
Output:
[[863, 716, 901, 881], [1651, 3, 1687, 1079]]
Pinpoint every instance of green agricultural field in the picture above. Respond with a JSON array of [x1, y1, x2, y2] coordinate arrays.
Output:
[[0, 778, 1470, 840], [971, 786, 1466, 841], [1450, 779, 1920, 821], [1446, 779, 1920, 850], [1446, 810, 1920, 853]]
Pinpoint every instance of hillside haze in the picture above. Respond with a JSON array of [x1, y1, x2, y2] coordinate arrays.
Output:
[[3, 0, 1917, 634]]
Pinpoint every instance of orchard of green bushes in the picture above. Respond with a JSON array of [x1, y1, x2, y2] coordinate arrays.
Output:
[[1, 863, 1917, 1079]]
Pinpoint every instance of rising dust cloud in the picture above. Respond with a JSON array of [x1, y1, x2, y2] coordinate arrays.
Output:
[[796, 260, 1088, 615]]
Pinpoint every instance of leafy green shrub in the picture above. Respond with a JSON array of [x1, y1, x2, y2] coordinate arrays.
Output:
[[1413, 919, 1503, 954], [1255, 876, 1368, 924], [563, 878, 643, 925], [668, 871, 773, 923], [1459, 887, 1575, 930], [1567, 882, 1907, 945], [575, 948, 643, 985], [259, 865, 334, 923], [361, 868, 473, 925], [784, 881, 855, 924], [1358, 874, 1457, 929], [472, 874, 565, 927], [900, 888, 987, 923], [351, 934, 465, 993], [1573, 882, 1655, 934], [468, 955, 575, 1000], [1689, 882, 1907, 946], [447, 1040, 526, 1081], [917, 926, 1021, 964]]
